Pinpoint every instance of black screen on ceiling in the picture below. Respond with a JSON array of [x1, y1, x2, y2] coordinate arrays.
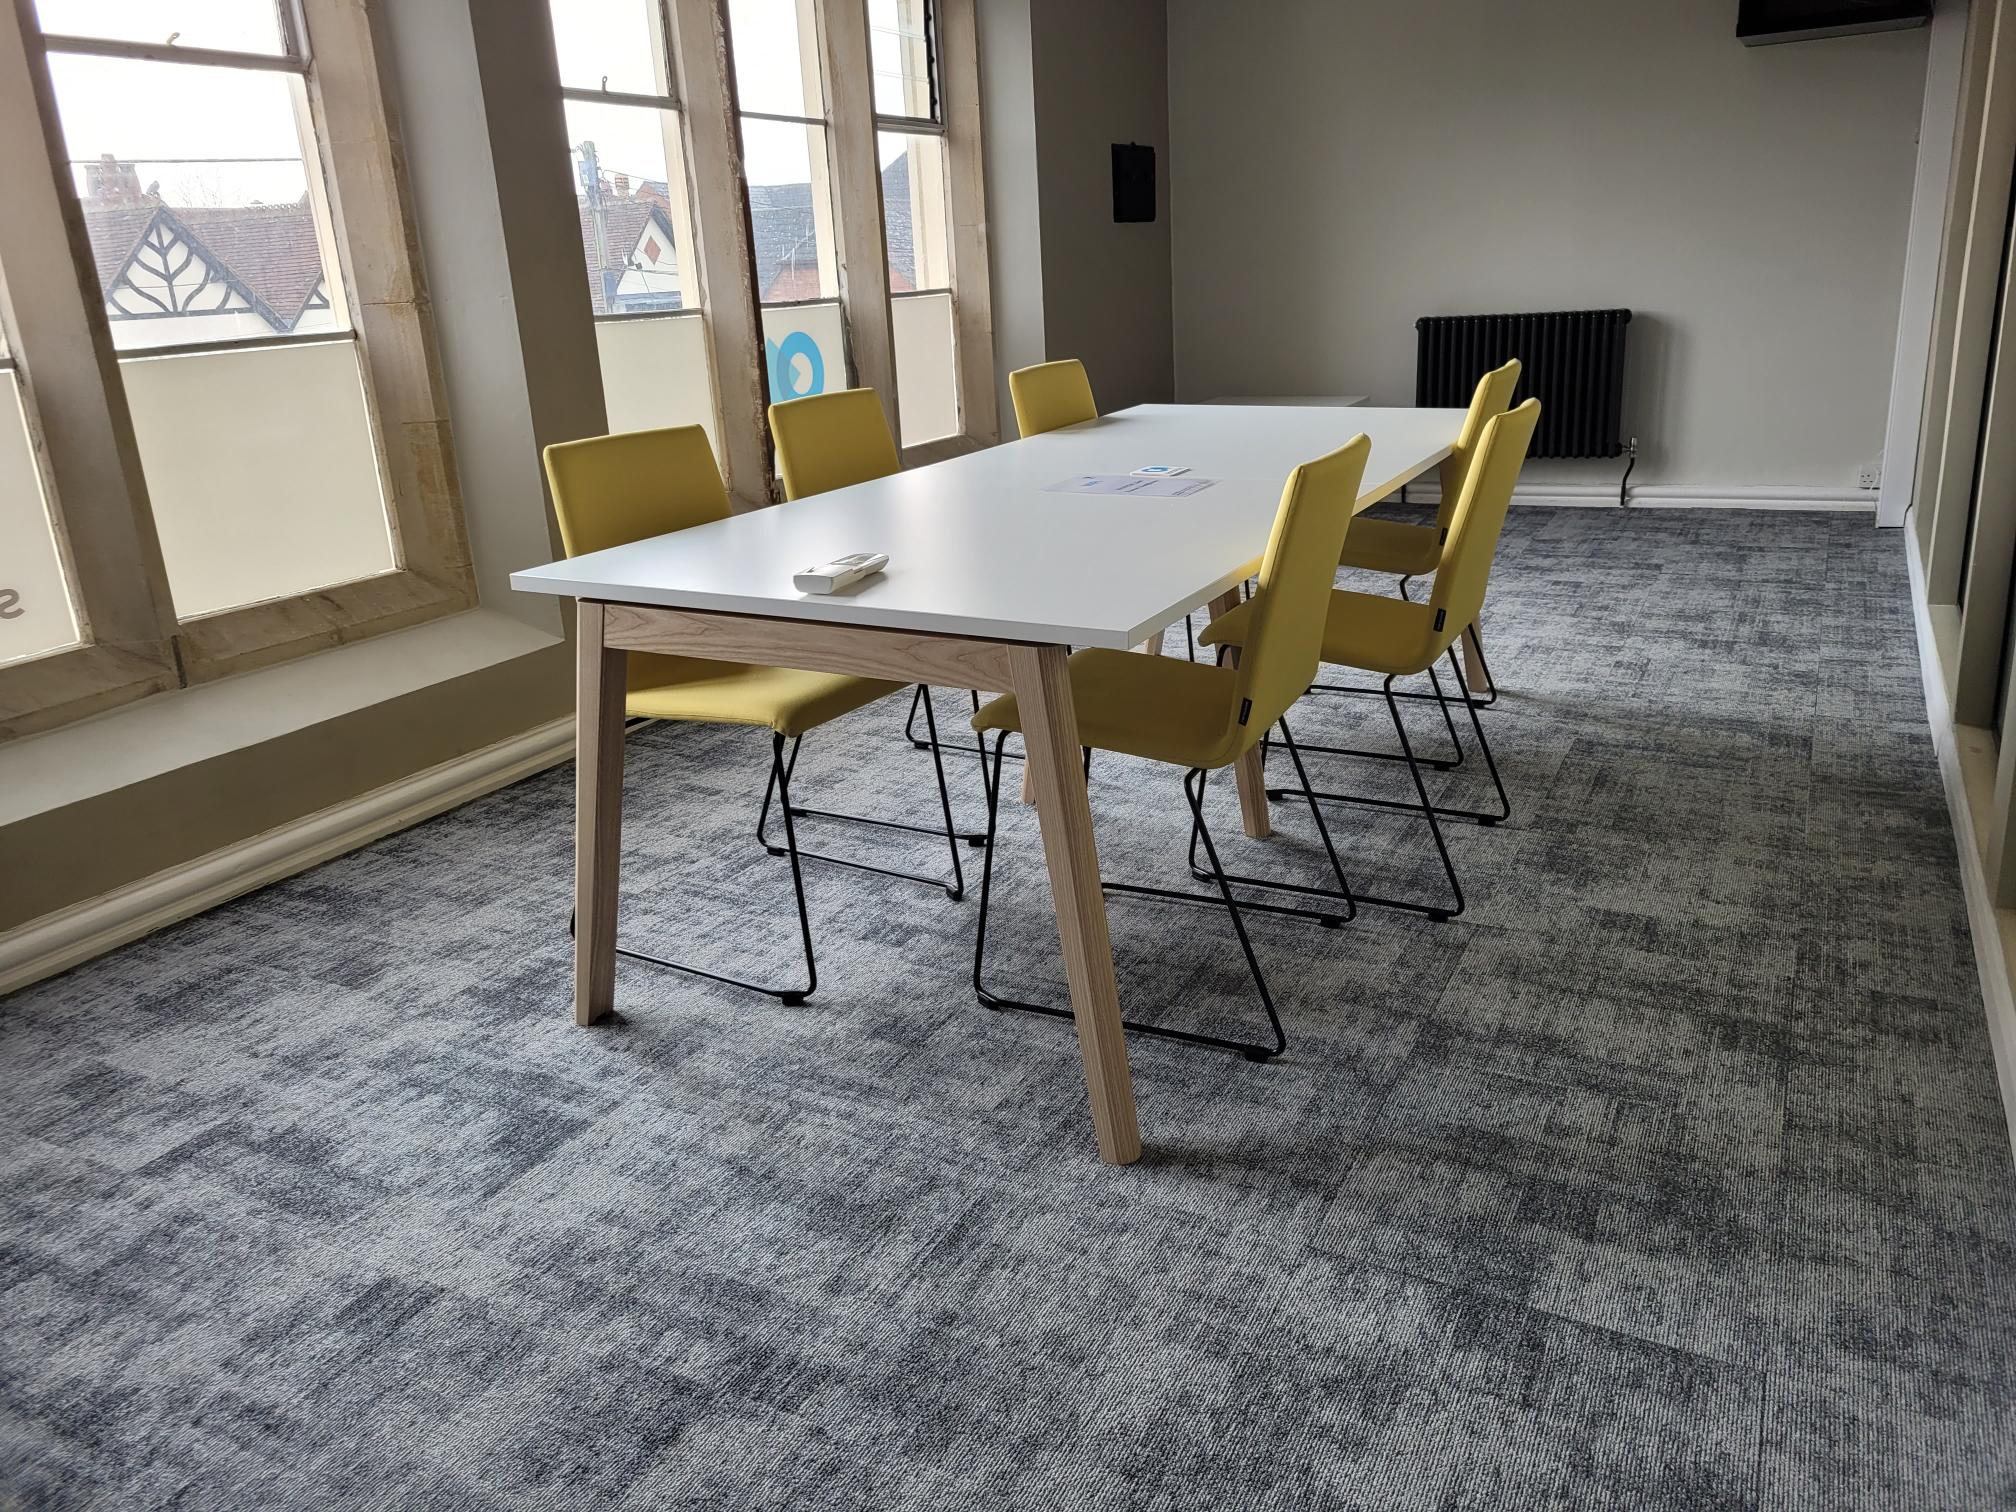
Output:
[[1737, 0, 1932, 41]]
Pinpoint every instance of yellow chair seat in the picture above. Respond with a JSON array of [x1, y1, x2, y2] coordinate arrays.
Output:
[[625, 654, 902, 737], [1339, 514, 1441, 577], [1200, 590, 1440, 678], [972, 649, 1245, 770]]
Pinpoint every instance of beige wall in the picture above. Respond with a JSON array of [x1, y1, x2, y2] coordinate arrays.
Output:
[[979, 0, 1175, 430], [1030, 0, 1174, 413], [1167, 0, 1932, 491]]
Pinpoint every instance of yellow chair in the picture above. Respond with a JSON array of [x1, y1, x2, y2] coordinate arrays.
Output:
[[1337, 359, 1521, 707], [768, 388, 994, 782], [542, 423, 970, 1004], [1201, 399, 1542, 921], [768, 386, 902, 501], [1009, 359, 1098, 438], [966, 435, 1373, 1062], [1272, 359, 1523, 781]]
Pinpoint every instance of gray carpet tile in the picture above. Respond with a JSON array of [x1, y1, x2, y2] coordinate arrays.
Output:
[[4, 508, 2015, 1510]]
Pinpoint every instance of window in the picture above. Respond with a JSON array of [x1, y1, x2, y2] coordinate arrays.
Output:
[[550, 0, 720, 450], [0, 319, 81, 667], [0, 0, 471, 737], [728, 0, 848, 409], [871, 0, 958, 444], [42, 22, 395, 618]]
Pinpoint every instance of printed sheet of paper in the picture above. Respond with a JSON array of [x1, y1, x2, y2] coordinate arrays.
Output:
[[1042, 474, 1220, 498]]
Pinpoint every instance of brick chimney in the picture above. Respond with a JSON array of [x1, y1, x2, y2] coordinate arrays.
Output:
[[85, 155, 145, 205]]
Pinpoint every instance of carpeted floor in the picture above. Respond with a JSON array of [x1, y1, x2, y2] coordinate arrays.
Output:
[[4, 508, 2014, 1510]]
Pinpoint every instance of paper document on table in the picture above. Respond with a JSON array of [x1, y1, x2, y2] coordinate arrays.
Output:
[[1043, 474, 1219, 497]]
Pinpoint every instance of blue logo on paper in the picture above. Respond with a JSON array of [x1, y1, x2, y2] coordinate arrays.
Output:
[[767, 330, 826, 403]]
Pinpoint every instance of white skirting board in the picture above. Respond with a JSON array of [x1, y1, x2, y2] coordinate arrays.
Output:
[[0, 716, 578, 998], [1905, 531, 2016, 1163], [1392, 481, 1878, 512]]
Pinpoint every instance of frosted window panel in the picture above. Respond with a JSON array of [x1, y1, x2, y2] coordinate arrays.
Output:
[[741, 117, 840, 303], [549, 0, 668, 97], [48, 54, 345, 352], [869, 0, 934, 119], [727, 0, 823, 118], [0, 371, 81, 666], [34, 0, 286, 54], [760, 301, 846, 407], [596, 313, 719, 451], [119, 340, 395, 618], [891, 292, 957, 444], [878, 131, 950, 291]]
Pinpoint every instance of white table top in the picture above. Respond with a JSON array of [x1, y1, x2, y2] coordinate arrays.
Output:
[[511, 404, 1464, 650], [1212, 395, 1368, 407]]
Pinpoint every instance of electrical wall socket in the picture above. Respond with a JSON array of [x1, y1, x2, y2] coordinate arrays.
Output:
[[1858, 454, 1883, 490]]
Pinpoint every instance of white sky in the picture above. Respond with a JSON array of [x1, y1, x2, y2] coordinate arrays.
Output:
[[35, 0, 922, 202]]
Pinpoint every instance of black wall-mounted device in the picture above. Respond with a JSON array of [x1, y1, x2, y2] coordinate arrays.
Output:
[[1737, 0, 1931, 45], [1112, 143, 1155, 223]]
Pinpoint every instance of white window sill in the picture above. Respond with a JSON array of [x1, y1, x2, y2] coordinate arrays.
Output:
[[0, 607, 565, 828]]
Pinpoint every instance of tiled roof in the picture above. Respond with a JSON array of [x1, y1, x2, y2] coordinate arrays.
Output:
[[575, 193, 680, 315], [741, 150, 917, 303], [80, 197, 328, 328], [881, 152, 915, 292], [176, 203, 326, 323]]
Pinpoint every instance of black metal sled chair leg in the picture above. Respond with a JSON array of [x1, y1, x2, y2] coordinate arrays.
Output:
[[970, 733, 1295, 1062], [569, 731, 817, 1004], [757, 697, 975, 897], [1277, 650, 1510, 827]]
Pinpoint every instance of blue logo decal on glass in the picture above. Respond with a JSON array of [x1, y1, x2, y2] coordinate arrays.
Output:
[[767, 331, 825, 403]]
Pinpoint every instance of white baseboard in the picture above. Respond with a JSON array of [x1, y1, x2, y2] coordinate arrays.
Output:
[[1904, 531, 2016, 1163], [0, 716, 577, 998], [1393, 481, 1878, 512]]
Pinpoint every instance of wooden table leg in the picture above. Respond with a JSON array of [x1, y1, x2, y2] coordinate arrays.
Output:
[[1143, 629, 1166, 656], [1462, 620, 1495, 699], [1008, 643, 1141, 1166], [1208, 588, 1273, 839], [575, 600, 627, 1026]]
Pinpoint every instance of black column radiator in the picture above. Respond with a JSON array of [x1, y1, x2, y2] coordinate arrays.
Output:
[[1414, 309, 1633, 461]]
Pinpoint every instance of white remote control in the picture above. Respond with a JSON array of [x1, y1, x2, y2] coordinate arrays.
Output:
[[793, 552, 888, 594]]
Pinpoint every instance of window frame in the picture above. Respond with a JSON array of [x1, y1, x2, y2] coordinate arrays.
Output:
[[0, 0, 473, 737]]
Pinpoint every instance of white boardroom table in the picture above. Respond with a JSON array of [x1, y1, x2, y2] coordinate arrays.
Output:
[[512, 403, 1465, 1165]]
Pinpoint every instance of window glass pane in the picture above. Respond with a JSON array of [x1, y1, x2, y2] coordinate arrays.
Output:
[[550, 0, 668, 98], [0, 370, 82, 666], [761, 301, 844, 406], [727, 0, 823, 118], [33, 0, 286, 55], [564, 100, 696, 315], [869, 0, 934, 120], [742, 117, 839, 303], [597, 315, 718, 450], [891, 291, 956, 444], [878, 131, 949, 291], [120, 341, 394, 617], [48, 54, 345, 353]]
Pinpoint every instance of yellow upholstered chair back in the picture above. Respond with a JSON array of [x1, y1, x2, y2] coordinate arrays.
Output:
[[1428, 399, 1541, 644], [768, 388, 901, 499], [1009, 359, 1098, 438], [1435, 359, 1522, 529], [1230, 435, 1371, 744], [543, 423, 729, 557]]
